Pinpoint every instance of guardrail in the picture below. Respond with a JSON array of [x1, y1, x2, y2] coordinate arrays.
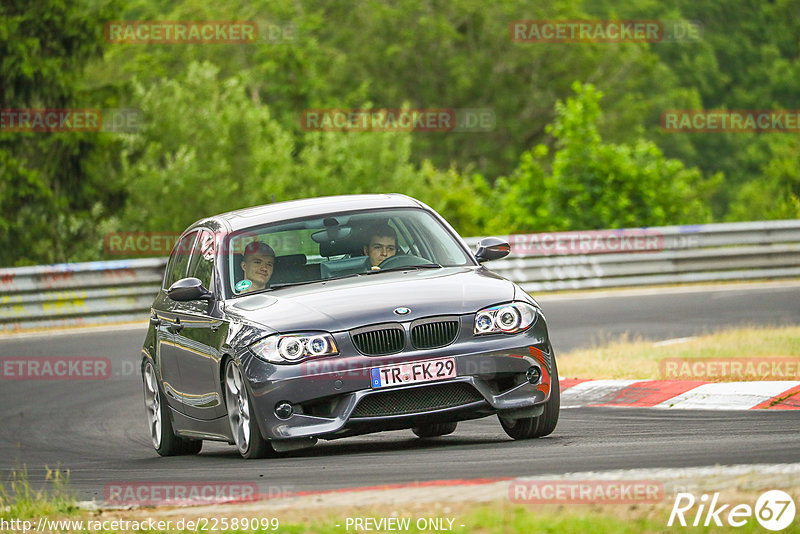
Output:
[[0, 259, 167, 332], [463, 219, 800, 293], [1, 220, 799, 332]]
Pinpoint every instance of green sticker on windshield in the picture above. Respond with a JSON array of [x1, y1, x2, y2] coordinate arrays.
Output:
[[235, 279, 252, 292]]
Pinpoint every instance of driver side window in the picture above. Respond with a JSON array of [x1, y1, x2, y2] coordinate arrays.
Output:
[[187, 230, 215, 289], [164, 231, 198, 289]]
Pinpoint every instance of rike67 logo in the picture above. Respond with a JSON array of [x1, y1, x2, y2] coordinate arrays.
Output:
[[669, 490, 796, 531]]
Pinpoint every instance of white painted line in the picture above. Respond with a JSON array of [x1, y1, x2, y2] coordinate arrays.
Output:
[[654, 381, 800, 410], [535, 279, 800, 301], [511, 462, 800, 482], [560, 379, 641, 408], [76, 462, 800, 511], [0, 321, 148, 340], [653, 336, 696, 347]]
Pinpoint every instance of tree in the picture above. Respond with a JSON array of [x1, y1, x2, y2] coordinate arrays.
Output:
[[117, 62, 296, 234], [116, 61, 487, 240], [487, 82, 716, 233], [727, 136, 800, 221], [0, 0, 124, 266]]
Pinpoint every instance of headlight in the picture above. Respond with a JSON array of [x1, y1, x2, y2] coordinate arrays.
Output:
[[473, 302, 538, 335], [251, 333, 339, 363], [278, 337, 304, 360]]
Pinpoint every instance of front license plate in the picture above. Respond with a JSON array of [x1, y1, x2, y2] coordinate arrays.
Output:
[[370, 357, 456, 389]]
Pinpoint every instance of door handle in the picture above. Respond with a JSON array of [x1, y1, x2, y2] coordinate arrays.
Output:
[[167, 318, 184, 334]]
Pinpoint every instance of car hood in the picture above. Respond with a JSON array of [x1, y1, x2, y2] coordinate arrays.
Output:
[[225, 267, 517, 333]]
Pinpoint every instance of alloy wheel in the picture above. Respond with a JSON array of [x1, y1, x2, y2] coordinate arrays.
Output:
[[143, 363, 162, 449], [225, 362, 251, 455]]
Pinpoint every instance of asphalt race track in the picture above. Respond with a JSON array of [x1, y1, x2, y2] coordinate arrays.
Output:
[[1, 283, 799, 501]]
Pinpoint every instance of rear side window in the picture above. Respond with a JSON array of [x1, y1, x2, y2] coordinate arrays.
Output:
[[164, 231, 198, 289], [187, 230, 215, 289]]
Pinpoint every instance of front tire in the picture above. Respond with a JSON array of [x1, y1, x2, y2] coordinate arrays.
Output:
[[499, 358, 560, 440], [142, 361, 203, 456], [224, 360, 272, 459], [412, 422, 458, 438]]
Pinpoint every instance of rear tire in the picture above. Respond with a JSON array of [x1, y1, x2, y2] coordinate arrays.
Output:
[[499, 357, 560, 440], [224, 359, 273, 459], [412, 422, 458, 438], [142, 361, 203, 456]]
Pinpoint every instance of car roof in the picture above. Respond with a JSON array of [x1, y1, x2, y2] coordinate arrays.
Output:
[[206, 194, 426, 232]]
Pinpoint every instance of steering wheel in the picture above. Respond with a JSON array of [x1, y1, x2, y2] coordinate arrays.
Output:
[[377, 254, 434, 270]]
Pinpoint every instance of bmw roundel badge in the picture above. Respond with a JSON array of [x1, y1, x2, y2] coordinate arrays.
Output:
[[394, 307, 411, 315]]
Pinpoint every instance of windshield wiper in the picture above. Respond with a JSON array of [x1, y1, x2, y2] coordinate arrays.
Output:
[[267, 272, 365, 290], [265, 264, 442, 289], [364, 263, 442, 274], [267, 279, 323, 290]]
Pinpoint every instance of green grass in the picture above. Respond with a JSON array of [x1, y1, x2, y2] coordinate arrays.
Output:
[[465, 505, 663, 533], [14, 505, 800, 533], [0, 467, 79, 520], [559, 325, 800, 381], [2, 475, 800, 534]]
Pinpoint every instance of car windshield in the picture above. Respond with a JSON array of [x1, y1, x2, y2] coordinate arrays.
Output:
[[225, 208, 474, 296]]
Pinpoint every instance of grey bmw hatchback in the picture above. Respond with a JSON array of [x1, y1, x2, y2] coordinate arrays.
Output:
[[141, 194, 559, 459]]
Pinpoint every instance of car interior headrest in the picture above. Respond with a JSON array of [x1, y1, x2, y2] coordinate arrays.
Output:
[[275, 253, 307, 267], [232, 253, 244, 282], [319, 236, 365, 258]]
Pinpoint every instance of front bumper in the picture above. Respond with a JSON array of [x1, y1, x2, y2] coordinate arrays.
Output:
[[241, 316, 555, 441]]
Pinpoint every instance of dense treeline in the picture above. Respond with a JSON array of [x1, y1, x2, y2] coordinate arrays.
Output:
[[1, 0, 798, 266]]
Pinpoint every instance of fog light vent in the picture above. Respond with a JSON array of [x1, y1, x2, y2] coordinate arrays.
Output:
[[275, 401, 293, 419], [526, 366, 542, 384]]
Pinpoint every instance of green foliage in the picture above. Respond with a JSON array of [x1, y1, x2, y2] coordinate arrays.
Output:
[[293, 128, 416, 200], [116, 61, 296, 234], [0, 0, 125, 266], [487, 83, 716, 233], [0, 467, 78, 520], [96, 0, 704, 181], [114, 62, 486, 239], [621, 0, 800, 218], [2, 0, 800, 266], [468, 505, 664, 534], [728, 136, 800, 221]]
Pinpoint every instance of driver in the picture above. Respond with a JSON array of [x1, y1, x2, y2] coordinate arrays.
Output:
[[239, 241, 275, 292], [363, 224, 397, 270]]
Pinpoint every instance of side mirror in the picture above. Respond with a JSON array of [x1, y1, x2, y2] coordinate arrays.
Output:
[[167, 277, 213, 302], [475, 237, 511, 263]]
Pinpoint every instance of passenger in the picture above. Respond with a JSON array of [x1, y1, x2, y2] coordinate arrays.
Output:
[[363, 224, 397, 270], [239, 242, 275, 292]]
